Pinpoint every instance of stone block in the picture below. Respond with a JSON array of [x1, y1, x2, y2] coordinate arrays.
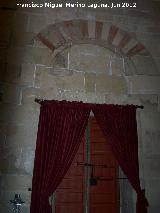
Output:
[[119, 177, 135, 213], [96, 74, 112, 93], [0, 83, 21, 104], [124, 58, 136, 76], [111, 56, 124, 76], [105, 94, 128, 105], [95, 92, 105, 104], [12, 13, 28, 33], [0, 146, 35, 175], [141, 38, 160, 57], [5, 123, 38, 148], [60, 90, 87, 102], [142, 130, 160, 157], [2, 63, 21, 84], [11, 31, 35, 46], [88, 20, 96, 39], [131, 55, 158, 75], [0, 103, 39, 125], [30, 47, 52, 65], [85, 92, 97, 103], [144, 158, 160, 179], [0, 175, 32, 191], [28, 14, 47, 33], [35, 66, 57, 89], [21, 63, 35, 86], [126, 76, 160, 94], [101, 22, 111, 41], [111, 76, 127, 95], [22, 87, 41, 104], [69, 44, 111, 74], [145, 179, 160, 206], [7, 47, 26, 64], [96, 12, 113, 23], [139, 94, 158, 105], [69, 72, 85, 91], [140, 110, 160, 131], [85, 73, 96, 92], [2, 63, 35, 86], [7, 47, 52, 65], [148, 205, 160, 213], [154, 57, 160, 74], [55, 72, 85, 91]]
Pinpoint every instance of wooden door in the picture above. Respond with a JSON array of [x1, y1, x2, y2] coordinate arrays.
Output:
[[54, 137, 85, 213], [54, 117, 119, 213], [90, 117, 118, 213]]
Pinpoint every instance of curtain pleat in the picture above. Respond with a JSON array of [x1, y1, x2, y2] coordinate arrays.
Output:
[[93, 104, 149, 213], [30, 100, 91, 213], [30, 101, 148, 213]]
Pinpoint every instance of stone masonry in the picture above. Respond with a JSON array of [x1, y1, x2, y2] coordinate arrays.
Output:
[[0, 0, 160, 212]]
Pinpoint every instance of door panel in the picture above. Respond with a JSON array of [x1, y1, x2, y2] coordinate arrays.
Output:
[[54, 118, 119, 213], [90, 117, 118, 213], [55, 137, 85, 213], [90, 205, 116, 213], [56, 204, 83, 213]]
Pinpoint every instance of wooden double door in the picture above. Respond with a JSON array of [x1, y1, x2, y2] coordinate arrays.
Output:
[[53, 117, 119, 213]]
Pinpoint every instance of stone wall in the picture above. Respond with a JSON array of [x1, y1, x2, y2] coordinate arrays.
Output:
[[0, 0, 160, 212]]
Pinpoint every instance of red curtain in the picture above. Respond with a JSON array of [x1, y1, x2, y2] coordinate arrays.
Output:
[[93, 104, 149, 213], [30, 100, 148, 213], [30, 100, 91, 213]]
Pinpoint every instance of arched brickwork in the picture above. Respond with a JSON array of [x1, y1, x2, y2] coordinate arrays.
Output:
[[37, 19, 149, 56], [37, 19, 157, 74]]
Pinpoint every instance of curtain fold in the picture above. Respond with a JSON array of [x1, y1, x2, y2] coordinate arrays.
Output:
[[30, 100, 148, 213], [30, 100, 91, 213], [93, 104, 148, 213]]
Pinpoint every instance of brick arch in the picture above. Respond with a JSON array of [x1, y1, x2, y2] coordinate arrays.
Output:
[[37, 19, 156, 74]]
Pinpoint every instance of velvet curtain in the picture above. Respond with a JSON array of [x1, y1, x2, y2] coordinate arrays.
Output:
[[30, 100, 148, 213], [93, 104, 149, 213], [30, 100, 91, 213]]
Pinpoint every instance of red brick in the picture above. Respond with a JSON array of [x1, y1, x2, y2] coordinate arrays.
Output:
[[127, 43, 145, 57], [64, 20, 77, 40], [80, 20, 88, 39], [95, 21, 103, 39], [37, 33, 55, 51], [51, 25, 66, 45], [118, 34, 131, 48], [107, 25, 119, 44]]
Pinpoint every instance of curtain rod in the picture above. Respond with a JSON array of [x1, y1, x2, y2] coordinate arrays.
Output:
[[34, 98, 144, 109]]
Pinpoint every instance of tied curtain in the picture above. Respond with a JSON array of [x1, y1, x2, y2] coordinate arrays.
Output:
[[93, 105, 149, 213], [30, 101, 91, 213], [30, 100, 148, 213]]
